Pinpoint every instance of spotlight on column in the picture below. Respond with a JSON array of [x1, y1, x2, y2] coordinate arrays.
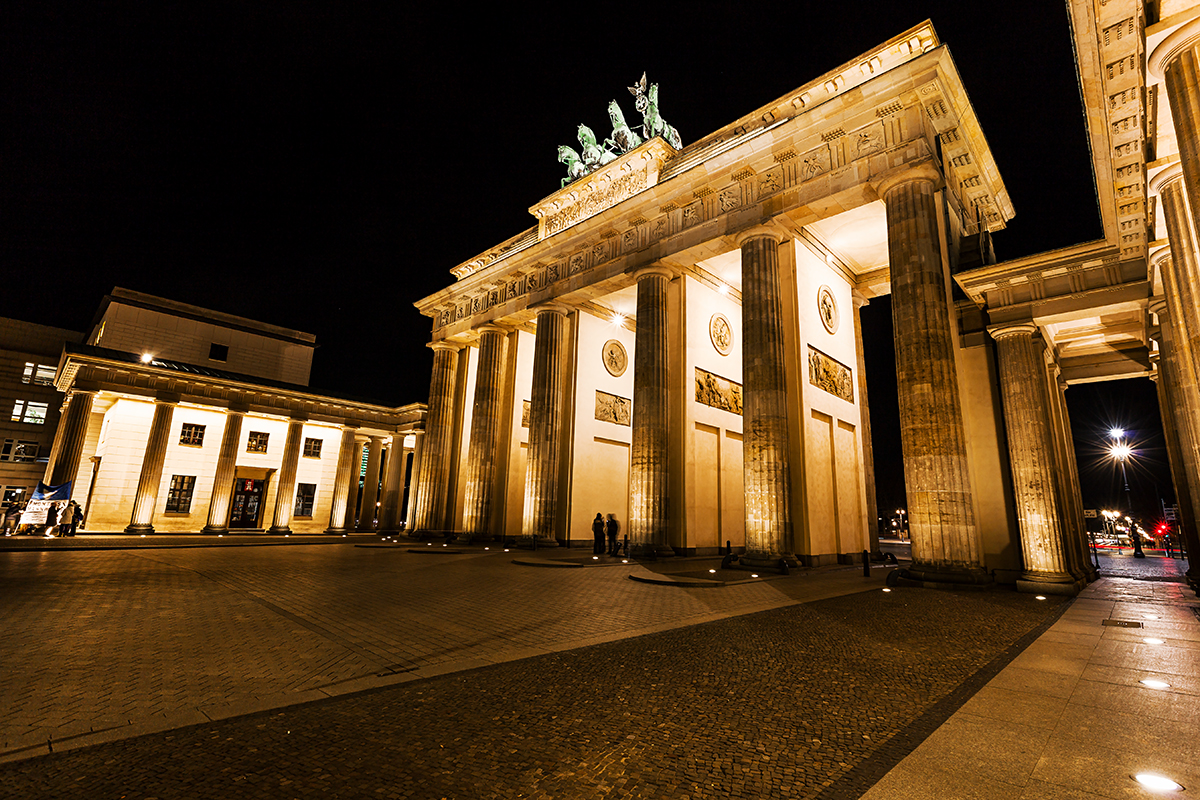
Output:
[[140, 353, 154, 363]]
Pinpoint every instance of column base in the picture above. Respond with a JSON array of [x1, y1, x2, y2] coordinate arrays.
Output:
[[1016, 572, 1084, 597], [200, 526, 228, 535], [886, 564, 992, 591], [324, 528, 348, 535], [629, 543, 676, 559], [739, 552, 800, 571], [518, 536, 559, 549], [124, 523, 155, 534], [268, 525, 292, 534]]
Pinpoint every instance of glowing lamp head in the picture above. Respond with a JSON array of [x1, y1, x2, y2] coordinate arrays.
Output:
[[1110, 443, 1132, 461], [1109, 427, 1125, 439], [140, 353, 154, 364]]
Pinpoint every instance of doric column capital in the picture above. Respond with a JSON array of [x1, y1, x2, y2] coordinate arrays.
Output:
[[1149, 162, 1186, 195], [1149, 296, 1170, 319], [531, 302, 571, 318], [1149, 16, 1200, 78], [475, 323, 508, 336], [851, 289, 870, 310], [227, 401, 251, 415], [734, 225, 784, 247], [873, 159, 944, 201], [1149, 246, 1174, 273], [154, 392, 181, 406], [428, 340, 462, 354], [988, 322, 1039, 341], [631, 265, 674, 282]]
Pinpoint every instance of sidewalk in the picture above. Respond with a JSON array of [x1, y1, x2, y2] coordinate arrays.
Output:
[[861, 576, 1200, 799]]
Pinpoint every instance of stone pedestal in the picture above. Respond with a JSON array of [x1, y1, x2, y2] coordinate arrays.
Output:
[[879, 165, 988, 586], [738, 231, 797, 570], [45, 389, 95, 488], [202, 407, 246, 534], [126, 398, 177, 534], [521, 307, 567, 548], [462, 326, 507, 542], [851, 292, 881, 556], [410, 343, 460, 533], [356, 436, 383, 532], [991, 324, 1082, 596], [268, 418, 305, 533], [629, 267, 675, 558], [326, 426, 358, 534]]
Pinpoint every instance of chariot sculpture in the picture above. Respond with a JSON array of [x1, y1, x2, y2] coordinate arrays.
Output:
[[557, 72, 682, 187]]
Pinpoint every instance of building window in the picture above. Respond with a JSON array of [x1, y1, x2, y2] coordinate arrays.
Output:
[[10, 400, 49, 425], [21, 363, 57, 386], [179, 423, 206, 447], [246, 431, 269, 453], [303, 437, 322, 458], [3, 486, 27, 506], [294, 483, 316, 517], [165, 475, 196, 513], [0, 440, 40, 462], [209, 343, 229, 362]]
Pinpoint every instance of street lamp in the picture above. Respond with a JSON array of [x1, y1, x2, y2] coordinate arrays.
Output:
[[1108, 429, 1144, 558]]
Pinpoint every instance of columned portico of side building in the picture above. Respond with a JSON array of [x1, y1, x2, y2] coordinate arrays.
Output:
[[410, 342, 461, 533], [355, 435, 383, 532], [326, 425, 359, 534], [44, 388, 96, 488], [990, 323, 1083, 595], [878, 163, 988, 586], [201, 404, 248, 534], [268, 416, 306, 534]]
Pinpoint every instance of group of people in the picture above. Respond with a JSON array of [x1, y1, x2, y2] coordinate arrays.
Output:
[[0, 499, 83, 537], [591, 513, 622, 556]]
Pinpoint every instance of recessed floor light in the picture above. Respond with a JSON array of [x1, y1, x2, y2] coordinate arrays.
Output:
[[1140, 679, 1171, 690], [882, 588, 892, 593], [1035, 595, 1047, 600], [1145, 614, 1160, 620], [751, 574, 759, 578], [1144, 638, 1164, 645], [621, 559, 627, 563], [1134, 773, 1183, 792], [709, 569, 716, 574]]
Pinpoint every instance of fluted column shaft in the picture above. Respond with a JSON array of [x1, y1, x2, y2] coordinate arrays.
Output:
[[46, 390, 95, 488], [410, 343, 459, 532], [883, 171, 983, 578], [1156, 175, 1200, 383], [851, 293, 880, 554], [379, 434, 407, 532], [406, 430, 425, 530], [1160, 35, 1200, 264], [126, 399, 177, 533], [356, 437, 383, 532], [1154, 303, 1200, 586], [992, 326, 1079, 593], [342, 436, 367, 530], [629, 268, 673, 558], [739, 233, 794, 567], [462, 327, 508, 541], [269, 418, 305, 533], [326, 426, 358, 533], [1049, 375, 1097, 581], [202, 409, 246, 533], [522, 308, 566, 545]]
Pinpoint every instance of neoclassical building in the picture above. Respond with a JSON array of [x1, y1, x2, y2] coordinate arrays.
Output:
[[38, 289, 424, 534], [411, 9, 1200, 594]]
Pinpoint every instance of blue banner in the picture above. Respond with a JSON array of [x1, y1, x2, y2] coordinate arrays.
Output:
[[33, 481, 72, 501]]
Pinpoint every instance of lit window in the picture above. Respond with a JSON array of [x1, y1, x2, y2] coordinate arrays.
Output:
[[294, 483, 316, 517], [165, 475, 196, 513], [179, 423, 206, 447], [3, 487, 27, 505], [21, 363, 57, 386], [303, 437, 322, 458], [246, 431, 269, 453], [10, 400, 49, 424], [208, 343, 229, 362], [0, 440, 40, 462]]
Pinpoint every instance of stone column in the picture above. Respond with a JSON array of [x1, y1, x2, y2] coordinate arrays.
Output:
[[1048, 370, 1098, 583], [406, 429, 425, 531], [410, 342, 460, 533], [268, 417, 305, 533], [342, 435, 368, 530], [1152, 20, 1200, 258], [521, 306, 567, 547], [378, 433, 407, 532], [737, 230, 796, 569], [125, 397, 177, 534], [991, 324, 1081, 595], [851, 291, 881, 556], [1152, 298, 1200, 589], [629, 267, 674, 558], [462, 326, 508, 542], [1150, 166, 1200, 384], [355, 436, 383, 532], [45, 389, 95, 488], [325, 426, 359, 534], [879, 163, 987, 584], [201, 406, 247, 534]]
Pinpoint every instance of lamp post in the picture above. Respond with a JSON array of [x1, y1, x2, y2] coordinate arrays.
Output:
[[1108, 428, 1144, 558], [896, 509, 907, 540]]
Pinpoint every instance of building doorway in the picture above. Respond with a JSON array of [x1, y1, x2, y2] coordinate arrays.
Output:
[[229, 478, 267, 528]]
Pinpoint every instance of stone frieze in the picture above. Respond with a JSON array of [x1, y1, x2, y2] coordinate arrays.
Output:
[[595, 391, 631, 426], [807, 347, 854, 402], [695, 368, 742, 415]]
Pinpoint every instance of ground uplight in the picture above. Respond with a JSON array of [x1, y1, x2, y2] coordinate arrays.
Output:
[[882, 588, 892, 593], [1144, 638, 1164, 645], [1140, 679, 1171, 690], [1133, 773, 1183, 792], [751, 573, 759, 578], [1035, 595, 1046, 600]]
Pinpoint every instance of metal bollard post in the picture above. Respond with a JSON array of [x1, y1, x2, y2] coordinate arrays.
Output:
[[862, 549, 870, 577], [623, 534, 628, 557]]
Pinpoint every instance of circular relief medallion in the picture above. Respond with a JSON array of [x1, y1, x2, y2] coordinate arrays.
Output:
[[709, 313, 733, 356], [602, 339, 627, 377], [817, 285, 839, 334]]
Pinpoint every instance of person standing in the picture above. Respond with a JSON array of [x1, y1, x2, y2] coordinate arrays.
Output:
[[605, 513, 620, 556], [591, 513, 605, 555], [59, 501, 75, 537], [45, 502, 59, 537]]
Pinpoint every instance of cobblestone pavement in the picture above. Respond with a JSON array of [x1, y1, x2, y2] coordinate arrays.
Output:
[[0, 579, 1066, 799], [1095, 552, 1190, 581], [0, 540, 889, 764]]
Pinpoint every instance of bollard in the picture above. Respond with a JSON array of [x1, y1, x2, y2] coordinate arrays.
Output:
[[726, 539, 732, 557], [623, 534, 629, 557], [862, 549, 870, 577]]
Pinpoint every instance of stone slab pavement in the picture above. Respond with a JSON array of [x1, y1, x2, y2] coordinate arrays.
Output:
[[0, 539, 892, 764]]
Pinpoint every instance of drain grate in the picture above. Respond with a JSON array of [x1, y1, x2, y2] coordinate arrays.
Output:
[[1102, 619, 1143, 628]]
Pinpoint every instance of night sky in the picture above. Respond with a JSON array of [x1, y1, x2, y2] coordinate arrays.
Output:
[[0, 3, 1176, 524]]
